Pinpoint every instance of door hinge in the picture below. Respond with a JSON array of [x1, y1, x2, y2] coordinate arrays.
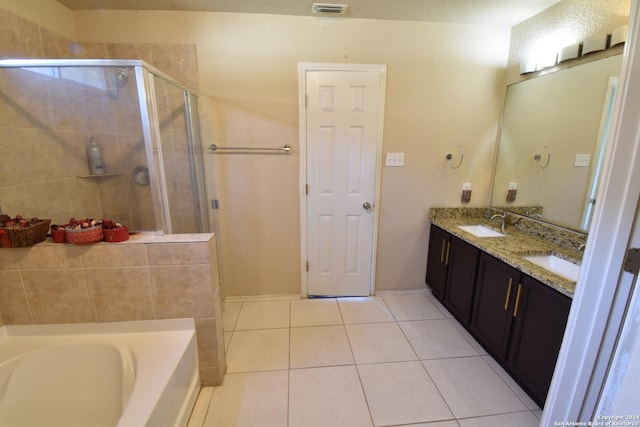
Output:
[[624, 248, 640, 275], [305, 184, 309, 195], [306, 261, 309, 272], [304, 94, 308, 107], [211, 199, 220, 210]]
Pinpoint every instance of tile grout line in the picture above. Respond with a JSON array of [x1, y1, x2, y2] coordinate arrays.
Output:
[[395, 296, 464, 425], [381, 295, 537, 424], [339, 298, 377, 427], [479, 353, 542, 411], [214, 296, 539, 427], [392, 310, 459, 424]]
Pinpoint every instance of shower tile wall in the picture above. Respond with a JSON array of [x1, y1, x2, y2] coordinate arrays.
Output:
[[0, 8, 200, 231], [0, 9, 199, 86]]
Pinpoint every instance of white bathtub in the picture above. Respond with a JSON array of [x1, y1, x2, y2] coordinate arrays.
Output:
[[0, 318, 200, 427]]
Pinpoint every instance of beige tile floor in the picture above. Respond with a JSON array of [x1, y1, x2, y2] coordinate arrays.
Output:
[[187, 294, 543, 427]]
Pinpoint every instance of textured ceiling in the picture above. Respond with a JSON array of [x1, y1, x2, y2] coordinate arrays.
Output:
[[55, 0, 562, 27]]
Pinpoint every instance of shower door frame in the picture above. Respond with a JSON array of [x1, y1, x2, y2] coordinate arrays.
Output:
[[135, 60, 211, 235]]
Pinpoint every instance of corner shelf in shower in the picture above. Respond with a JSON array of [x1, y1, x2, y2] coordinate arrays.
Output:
[[78, 173, 122, 178]]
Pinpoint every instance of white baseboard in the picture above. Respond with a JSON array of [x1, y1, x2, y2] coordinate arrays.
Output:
[[375, 288, 431, 296], [224, 293, 301, 303], [223, 288, 432, 303]]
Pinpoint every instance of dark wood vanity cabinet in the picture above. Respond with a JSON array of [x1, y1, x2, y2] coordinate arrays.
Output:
[[426, 225, 479, 325], [427, 226, 571, 407], [470, 253, 520, 359], [426, 225, 450, 300], [507, 274, 571, 405], [470, 252, 571, 407], [444, 236, 479, 324]]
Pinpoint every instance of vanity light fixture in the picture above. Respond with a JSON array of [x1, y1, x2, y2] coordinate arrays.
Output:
[[520, 59, 536, 74], [558, 43, 581, 63], [446, 145, 464, 169], [519, 23, 628, 75], [582, 34, 609, 56], [536, 52, 558, 70], [610, 25, 628, 47]]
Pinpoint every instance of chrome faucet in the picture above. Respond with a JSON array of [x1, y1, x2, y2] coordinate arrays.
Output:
[[490, 211, 508, 233]]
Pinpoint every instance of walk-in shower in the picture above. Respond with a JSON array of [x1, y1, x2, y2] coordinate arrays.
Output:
[[0, 59, 216, 236]]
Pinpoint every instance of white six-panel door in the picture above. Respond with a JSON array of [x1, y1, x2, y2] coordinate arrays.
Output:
[[300, 64, 386, 296]]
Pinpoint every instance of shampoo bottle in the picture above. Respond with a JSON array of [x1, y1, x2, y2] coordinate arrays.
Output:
[[87, 137, 105, 175]]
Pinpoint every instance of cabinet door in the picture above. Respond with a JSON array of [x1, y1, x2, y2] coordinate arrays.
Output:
[[444, 236, 479, 325], [470, 253, 520, 360], [426, 225, 450, 301], [507, 275, 571, 406]]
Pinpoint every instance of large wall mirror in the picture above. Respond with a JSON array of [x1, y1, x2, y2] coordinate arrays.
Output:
[[491, 54, 623, 232]]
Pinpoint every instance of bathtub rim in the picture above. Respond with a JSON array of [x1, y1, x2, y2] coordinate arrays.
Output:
[[0, 318, 197, 338]]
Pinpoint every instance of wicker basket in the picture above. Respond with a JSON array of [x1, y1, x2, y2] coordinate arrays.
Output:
[[1, 219, 51, 248], [65, 225, 103, 244], [103, 226, 129, 242]]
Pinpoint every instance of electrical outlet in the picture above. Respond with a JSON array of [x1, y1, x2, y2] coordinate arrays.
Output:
[[575, 154, 590, 167], [508, 182, 518, 190], [462, 182, 471, 191], [385, 153, 405, 167]]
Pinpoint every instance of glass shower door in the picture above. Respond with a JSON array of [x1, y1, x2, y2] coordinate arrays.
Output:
[[150, 73, 209, 234]]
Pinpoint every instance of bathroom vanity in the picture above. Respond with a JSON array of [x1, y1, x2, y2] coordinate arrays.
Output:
[[426, 208, 582, 407], [424, 39, 620, 412]]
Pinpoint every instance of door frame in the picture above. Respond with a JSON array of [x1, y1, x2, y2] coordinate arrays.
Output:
[[297, 62, 387, 298]]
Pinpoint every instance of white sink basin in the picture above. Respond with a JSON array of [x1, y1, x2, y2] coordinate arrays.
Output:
[[522, 254, 581, 282], [458, 225, 506, 238]]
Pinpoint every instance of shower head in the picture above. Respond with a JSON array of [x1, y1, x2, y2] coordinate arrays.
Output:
[[111, 68, 129, 89], [108, 68, 129, 99]]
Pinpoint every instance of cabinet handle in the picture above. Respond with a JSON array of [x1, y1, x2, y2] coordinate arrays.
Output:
[[504, 278, 513, 310], [440, 239, 446, 263], [445, 241, 451, 265], [513, 284, 523, 317]]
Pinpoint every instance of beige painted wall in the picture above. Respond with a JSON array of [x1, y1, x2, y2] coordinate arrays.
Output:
[[62, 9, 510, 296], [5, 0, 629, 295], [2, 4, 510, 296], [5, 0, 627, 297]]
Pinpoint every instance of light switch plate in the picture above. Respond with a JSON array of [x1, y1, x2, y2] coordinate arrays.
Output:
[[462, 182, 471, 190], [385, 153, 404, 167], [508, 182, 518, 190], [575, 154, 590, 167]]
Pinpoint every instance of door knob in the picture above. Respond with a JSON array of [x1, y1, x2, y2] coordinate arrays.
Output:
[[363, 202, 372, 210]]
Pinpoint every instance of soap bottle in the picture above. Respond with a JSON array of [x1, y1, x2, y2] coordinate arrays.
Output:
[[87, 137, 105, 175]]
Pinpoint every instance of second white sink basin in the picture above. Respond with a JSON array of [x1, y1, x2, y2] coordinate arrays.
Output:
[[458, 225, 506, 238], [522, 254, 581, 282]]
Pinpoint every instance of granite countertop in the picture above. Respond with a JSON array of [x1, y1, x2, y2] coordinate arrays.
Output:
[[431, 216, 582, 298]]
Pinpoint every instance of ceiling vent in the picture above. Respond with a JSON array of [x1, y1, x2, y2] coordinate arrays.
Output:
[[312, 3, 348, 15]]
